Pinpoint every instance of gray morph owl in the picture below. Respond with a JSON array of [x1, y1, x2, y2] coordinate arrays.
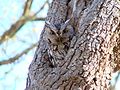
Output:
[[45, 19, 75, 46]]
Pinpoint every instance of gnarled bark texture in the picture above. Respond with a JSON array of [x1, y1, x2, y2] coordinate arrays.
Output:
[[25, 0, 120, 90]]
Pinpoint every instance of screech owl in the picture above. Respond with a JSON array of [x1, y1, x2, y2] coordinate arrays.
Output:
[[44, 19, 75, 67]]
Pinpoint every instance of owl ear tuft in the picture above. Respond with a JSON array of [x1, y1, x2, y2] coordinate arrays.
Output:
[[45, 21, 51, 28], [61, 19, 71, 30], [45, 21, 57, 30]]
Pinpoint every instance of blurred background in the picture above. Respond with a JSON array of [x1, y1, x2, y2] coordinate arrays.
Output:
[[0, 0, 120, 90], [0, 0, 51, 90]]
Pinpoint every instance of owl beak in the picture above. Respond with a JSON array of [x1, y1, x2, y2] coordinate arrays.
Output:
[[56, 31, 62, 37], [60, 33, 63, 37]]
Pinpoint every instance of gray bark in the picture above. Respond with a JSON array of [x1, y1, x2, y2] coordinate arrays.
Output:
[[25, 0, 120, 90]]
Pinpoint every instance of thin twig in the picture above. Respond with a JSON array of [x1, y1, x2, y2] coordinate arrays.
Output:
[[33, 0, 48, 17], [23, 0, 33, 16], [0, 43, 37, 65]]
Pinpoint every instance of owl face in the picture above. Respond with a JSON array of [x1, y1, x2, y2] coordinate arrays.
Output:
[[45, 20, 70, 45]]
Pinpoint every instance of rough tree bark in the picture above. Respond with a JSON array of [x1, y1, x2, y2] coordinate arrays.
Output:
[[25, 0, 120, 90]]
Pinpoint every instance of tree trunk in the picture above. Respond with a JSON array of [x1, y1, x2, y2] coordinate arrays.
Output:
[[25, 0, 120, 90]]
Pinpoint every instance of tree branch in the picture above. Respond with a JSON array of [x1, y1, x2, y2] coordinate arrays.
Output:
[[32, 17, 46, 21], [0, 43, 37, 65], [23, 0, 33, 16], [0, 17, 27, 45]]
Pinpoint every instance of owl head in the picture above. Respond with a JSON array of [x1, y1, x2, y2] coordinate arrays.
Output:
[[45, 19, 72, 45]]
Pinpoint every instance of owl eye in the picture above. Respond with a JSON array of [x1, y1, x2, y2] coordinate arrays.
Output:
[[50, 30, 55, 35], [63, 29, 68, 34]]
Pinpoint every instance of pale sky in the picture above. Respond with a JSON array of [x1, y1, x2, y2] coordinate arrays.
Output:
[[0, 0, 48, 90]]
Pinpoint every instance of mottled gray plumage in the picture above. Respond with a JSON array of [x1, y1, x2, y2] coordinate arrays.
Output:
[[44, 19, 75, 67]]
